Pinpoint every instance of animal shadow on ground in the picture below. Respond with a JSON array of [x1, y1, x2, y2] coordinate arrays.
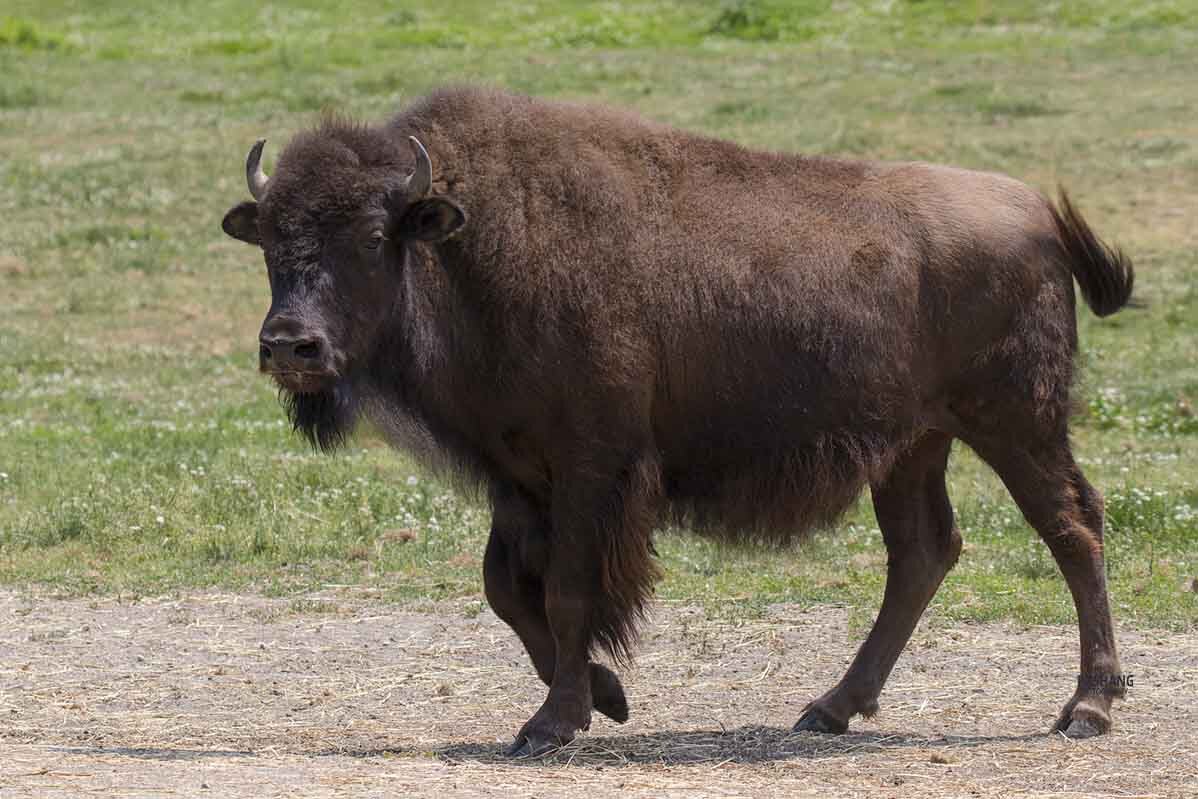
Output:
[[49, 746, 257, 762], [44, 727, 1047, 765], [426, 725, 1047, 767]]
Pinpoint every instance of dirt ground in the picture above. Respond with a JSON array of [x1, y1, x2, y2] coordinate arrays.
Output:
[[1, 590, 1195, 798]]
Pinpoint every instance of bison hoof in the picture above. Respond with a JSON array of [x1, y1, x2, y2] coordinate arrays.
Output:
[[504, 705, 586, 758], [793, 705, 849, 735], [1061, 718, 1103, 739], [504, 732, 564, 759], [504, 723, 576, 758], [1053, 696, 1112, 739], [1053, 700, 1111, 739], [591, 663, 629, 723]]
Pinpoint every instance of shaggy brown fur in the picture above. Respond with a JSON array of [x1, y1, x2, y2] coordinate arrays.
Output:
[[222, 86, 1134, 755]]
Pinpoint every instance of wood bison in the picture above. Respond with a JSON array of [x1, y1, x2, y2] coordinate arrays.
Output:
[[222, 86, 1133, 756]]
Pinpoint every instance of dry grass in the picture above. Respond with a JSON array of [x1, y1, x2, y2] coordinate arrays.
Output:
[[1, 591, 1195, 797]]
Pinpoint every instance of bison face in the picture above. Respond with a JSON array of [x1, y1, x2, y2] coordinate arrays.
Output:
[[221, 135, 465, 449], [256, 215, 389, 395]]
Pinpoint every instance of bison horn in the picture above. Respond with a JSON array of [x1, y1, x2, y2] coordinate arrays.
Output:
[[403, 136, 432, 198], [246, 138, 270, 201]]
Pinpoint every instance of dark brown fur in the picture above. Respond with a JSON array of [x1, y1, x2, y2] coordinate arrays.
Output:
[[222, 86, 1134, 753]]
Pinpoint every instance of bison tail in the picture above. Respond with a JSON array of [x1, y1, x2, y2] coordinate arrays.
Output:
[[1051, 189, 1135, 317]]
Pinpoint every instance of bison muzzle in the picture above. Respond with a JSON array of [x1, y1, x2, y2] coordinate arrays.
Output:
[[221, 86, 1134, 756]]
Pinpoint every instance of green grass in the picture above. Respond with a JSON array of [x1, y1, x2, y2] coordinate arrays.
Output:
[[2, 1, 1197, 631]]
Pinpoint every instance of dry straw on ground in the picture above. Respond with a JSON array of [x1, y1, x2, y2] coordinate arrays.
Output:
[[1, 590, 1195, 797]]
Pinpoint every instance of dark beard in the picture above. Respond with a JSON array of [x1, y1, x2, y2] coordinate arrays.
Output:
[[281, 384, 358, 453]]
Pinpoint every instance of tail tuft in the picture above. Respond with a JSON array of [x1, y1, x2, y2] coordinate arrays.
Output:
[[1051, 189, 1134, 317]]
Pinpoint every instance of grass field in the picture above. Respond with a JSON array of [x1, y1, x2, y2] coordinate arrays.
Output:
[[2, 0, 1197, 632]]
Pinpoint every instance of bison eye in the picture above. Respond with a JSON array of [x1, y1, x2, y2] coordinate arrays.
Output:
[[364, 230, 385, 250]]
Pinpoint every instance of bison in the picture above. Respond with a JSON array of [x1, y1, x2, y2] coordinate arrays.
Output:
[[221, 86, 1133, 756]]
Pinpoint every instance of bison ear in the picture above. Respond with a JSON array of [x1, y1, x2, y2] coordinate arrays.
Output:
[[393, 198, 466, 242], [222, 201, 261, 246]]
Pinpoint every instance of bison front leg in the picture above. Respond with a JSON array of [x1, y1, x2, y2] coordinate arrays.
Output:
[[504, 453, 661, 757], [483, 485, 630, 732], [504, 571, 596, 757]]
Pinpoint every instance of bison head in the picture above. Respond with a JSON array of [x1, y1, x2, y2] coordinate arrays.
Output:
[[221, 128, 465, 449]]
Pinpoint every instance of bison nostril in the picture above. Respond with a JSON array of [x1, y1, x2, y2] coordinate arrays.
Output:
[[259, 344, 272, 360], [294, 340, 320, 360]]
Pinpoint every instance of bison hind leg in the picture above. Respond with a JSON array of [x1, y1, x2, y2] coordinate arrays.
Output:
[[795, 431, 961, 734], [962, 430, 1122, 737]]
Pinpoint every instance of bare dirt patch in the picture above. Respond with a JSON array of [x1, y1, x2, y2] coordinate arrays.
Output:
[[1, 591, 1195, 798]]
